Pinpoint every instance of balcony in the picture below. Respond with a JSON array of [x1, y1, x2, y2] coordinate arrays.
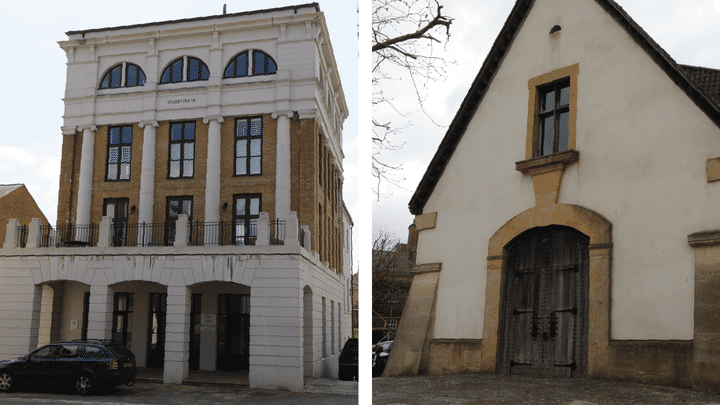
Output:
[[3, 212, 310, 251]]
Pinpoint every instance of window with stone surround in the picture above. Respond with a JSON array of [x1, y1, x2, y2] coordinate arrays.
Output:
[[234, 117, 262, 176], [99, 63, 146, 89], [223, 50, 277, 78], [516, 64, 579, 174], [106, 125, 132, 181], [160, 56, 209, 84], [168, 121, 195, 178]]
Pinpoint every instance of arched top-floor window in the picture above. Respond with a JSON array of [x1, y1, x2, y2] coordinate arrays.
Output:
[[99, 62, 146, 89], [224, 50, 277, 79], [160, 56, 210, 84]]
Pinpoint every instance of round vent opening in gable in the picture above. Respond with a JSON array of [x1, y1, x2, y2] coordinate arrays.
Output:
[[550, 25, 562, 34]]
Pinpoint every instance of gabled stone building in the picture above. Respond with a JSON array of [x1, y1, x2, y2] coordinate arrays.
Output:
[[0, 3, 352, 391], [385, 0, 720, 393]]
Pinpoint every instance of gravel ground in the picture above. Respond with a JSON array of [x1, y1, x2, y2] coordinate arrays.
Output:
[[373, 373, 720, 405]]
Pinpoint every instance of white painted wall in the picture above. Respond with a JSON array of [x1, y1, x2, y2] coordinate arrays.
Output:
[[417, 0, 720, 341]]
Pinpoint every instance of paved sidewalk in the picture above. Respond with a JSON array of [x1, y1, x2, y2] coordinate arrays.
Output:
[[373, 373, 720, 405]]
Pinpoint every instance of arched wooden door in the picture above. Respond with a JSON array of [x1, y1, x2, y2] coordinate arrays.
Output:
[[500, 225, 589, 377]]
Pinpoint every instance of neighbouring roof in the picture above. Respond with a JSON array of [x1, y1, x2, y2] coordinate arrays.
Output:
[[408, 0, 720, 215], [0, 184, 23, 200], [679, 65, 720, 107], [66, 2, 320, 36]]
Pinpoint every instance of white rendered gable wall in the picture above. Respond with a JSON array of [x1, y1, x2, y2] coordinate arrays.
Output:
[[417, 0, 720, 341]]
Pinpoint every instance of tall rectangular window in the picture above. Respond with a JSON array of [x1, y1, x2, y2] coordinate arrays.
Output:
[[233, 194, 260, 245], [235, 117, 262, 176], [536, 79, 570, 157], [169, 121, 195, 178], [107, 125, 132, 181]]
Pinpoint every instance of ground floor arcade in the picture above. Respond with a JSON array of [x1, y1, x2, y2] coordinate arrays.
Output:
[[0, 246, 351, 391]]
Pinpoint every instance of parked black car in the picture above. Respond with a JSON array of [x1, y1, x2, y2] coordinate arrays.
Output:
[[372, 340, 393, 377], [338, 338, 358, 381], [0, 340, 136, 395]]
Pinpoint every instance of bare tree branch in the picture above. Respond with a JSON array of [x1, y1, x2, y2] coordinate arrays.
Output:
[[372, 0, 454, 193]]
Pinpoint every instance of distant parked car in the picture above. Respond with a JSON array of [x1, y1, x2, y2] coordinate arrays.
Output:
[[338, 338, 358, 381], [372, 340, 393, 377], [0, 340, 136, 395]]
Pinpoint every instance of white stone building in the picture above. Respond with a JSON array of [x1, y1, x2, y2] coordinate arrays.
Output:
[[386, 0, 720, 393], [0, 3, 352, 392]]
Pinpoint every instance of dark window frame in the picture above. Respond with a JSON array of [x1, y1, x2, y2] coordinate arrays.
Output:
[[99, 62, 146, 89], [223, 50, 277, 79], [252, 50, 277, 76], [160, 56, 209, 84], [187, 57, 210, 82], [535, 78, 571, 157], [112, 292, 134, 348], [233, 194, 261, 246], [223, 51, 249, 78], [125, 63, 147, 87], [160, 58, 184, 84], [106, 125, 133, 181], [234, 116, 263, 176], [165, 195, 193, 245], [168, 121, 196, 179], [103, 197, 129, 247]]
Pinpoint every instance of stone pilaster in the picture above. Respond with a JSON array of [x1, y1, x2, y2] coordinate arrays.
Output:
[[688, 230, 720, 393], [384, 263, 442, 377], [273, 111, 292, 220], [164, 286, 191, 384], [138, 120, 158, 228], [87, 284, 113, 341], [75, 125, 97, 232], [203, 116, 223, 243]]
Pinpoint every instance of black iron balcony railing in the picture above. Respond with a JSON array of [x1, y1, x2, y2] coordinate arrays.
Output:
[[270, 220, 285, 246], [298, 226, 306, 248], [39, 224, 99, 247], [10, 217, 301, 249], [17, 225, 28, 248], [114, 221, 172, 247], [187, 220, 259, 246]]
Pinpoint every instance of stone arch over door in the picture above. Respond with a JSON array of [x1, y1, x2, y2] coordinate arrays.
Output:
[[481, 204, 612, 377]]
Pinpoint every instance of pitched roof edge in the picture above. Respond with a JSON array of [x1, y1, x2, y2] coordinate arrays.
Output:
[[409, 0, 720, 216], [408, 0, 535, 215]]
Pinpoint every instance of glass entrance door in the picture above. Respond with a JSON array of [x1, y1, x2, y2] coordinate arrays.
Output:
[[217, 294, 250, 371], [112, 293, 134, 350], [146, 293, 167, 369]]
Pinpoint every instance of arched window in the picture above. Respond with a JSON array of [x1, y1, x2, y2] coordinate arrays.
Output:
[[187, 57, 210, 81], [253, 50, 277, 75], [99, 63, 146, 89], [223, 50, 277, 79], [160, 56, 209, 84]]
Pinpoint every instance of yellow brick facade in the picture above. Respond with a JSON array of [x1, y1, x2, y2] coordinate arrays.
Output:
[[56, 113, 344, 273]]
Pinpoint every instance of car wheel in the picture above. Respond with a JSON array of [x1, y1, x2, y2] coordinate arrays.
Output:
[[74, 374, 93, 395], [0, 371, 12, 392]]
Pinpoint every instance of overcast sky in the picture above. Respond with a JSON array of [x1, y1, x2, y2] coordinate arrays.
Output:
[[0, 0, 359, 256], [372, 0, 720, 242]]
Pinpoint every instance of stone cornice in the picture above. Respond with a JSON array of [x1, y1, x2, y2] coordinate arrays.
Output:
[[411, 262, 442, 275]]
